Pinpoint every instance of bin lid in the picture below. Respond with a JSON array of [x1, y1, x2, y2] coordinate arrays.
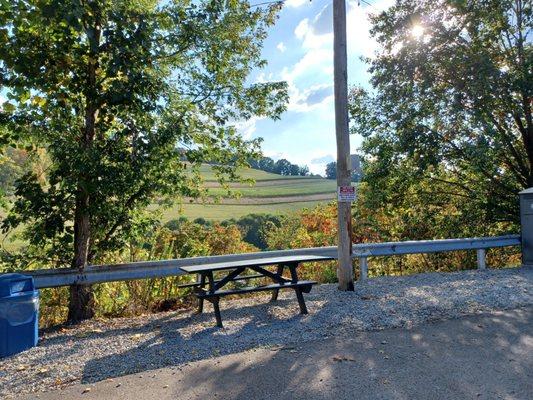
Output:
[[0, 273, 35, 298], [519, 187, 533, 195]]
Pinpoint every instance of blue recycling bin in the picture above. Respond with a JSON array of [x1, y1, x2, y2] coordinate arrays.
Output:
[[0, 273, 39, 358]]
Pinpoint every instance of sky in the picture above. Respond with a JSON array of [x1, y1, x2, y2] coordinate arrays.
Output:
[[241, 0, 394, 175]]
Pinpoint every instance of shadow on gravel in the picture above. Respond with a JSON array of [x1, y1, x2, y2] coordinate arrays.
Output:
[[81, 297, 307, 383], [78, 268, 533, 387]]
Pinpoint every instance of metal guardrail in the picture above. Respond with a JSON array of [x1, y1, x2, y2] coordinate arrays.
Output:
[[351, 235, 521, 280], [22, 235, 520, 289], [27, 246, 338, 289]]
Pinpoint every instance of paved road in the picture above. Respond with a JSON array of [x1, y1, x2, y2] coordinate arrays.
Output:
[[24, 307, 532, 400]]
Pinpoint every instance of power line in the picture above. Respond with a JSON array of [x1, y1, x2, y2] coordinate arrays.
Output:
[[249, 0, 378, 10], [359, 0, 378, 11], [249, 0, 285, 8]]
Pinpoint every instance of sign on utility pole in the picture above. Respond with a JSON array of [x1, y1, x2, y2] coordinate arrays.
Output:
[[333, 0, 354, 291]]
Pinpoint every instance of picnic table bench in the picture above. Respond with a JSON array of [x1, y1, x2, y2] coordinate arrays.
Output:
[[180, 255, 333, 327]]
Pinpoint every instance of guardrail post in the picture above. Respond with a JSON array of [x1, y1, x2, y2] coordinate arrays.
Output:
[[359, 257, 368, 280], [476, 249, 486, 270], [520, 188, 533, 267]]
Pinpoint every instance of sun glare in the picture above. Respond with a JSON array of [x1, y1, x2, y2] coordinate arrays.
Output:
[[411, 24, 425, 39]]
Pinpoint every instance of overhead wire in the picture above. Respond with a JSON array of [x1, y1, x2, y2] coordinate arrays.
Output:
[[249, 0, 286, 8], [249, 0, 378, 9]]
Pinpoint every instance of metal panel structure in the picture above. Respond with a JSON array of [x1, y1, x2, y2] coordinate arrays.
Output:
[[519, 187, 533, 266], [19, 235, 521, 289]]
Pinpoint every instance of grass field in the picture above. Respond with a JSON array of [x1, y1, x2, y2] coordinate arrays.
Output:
[[1, 166, 336, 250], [162, 201, 329, 221], [163, 165, 336, 221], [207, 180, 336, 198], [197, 164, 319, 182]]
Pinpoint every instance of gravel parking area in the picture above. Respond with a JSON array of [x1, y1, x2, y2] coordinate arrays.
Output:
[[1, 267, 532, 398]]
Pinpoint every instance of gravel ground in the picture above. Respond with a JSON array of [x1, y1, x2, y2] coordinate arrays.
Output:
[[1, 267, 532, 398]]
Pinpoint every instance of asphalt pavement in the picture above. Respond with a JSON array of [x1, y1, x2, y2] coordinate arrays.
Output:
[[23, 307, 532, 400]]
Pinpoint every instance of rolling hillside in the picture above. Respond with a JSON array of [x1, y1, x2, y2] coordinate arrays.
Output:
[[161, 165, 336, 221], [2, 165, 337, 251]]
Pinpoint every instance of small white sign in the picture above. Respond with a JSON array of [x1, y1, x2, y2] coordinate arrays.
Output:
[[337, 186, 356, 202]]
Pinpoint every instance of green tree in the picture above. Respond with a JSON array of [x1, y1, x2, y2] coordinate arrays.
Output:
[[221, 213, 281, 249], [0, 0, 287, 321], [273, 158, 292, 175], [325, 161, 336, 179], [298, 165, 309, 176], [288, 163, 300, 176], [258, 156, 275, 172], [350, 0, 532, 225]]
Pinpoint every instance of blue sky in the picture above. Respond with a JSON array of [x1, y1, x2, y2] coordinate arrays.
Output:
[[239, 0, 393, 174]]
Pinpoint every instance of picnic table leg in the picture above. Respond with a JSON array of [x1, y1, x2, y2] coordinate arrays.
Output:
[[294, 288, 308, 314], [196, 273, 206, 314], [212, 296, 223, 328], [288, 263, 299, 283], [206, 271, 223, 328], [270, 264, 285, 302], [288, 263, 308, 314]]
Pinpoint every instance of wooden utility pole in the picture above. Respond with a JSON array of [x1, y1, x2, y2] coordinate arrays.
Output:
[[333, 0, 354, 290]]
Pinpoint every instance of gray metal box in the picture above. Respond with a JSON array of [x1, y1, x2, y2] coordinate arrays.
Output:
[[520, 187, 533, 266]]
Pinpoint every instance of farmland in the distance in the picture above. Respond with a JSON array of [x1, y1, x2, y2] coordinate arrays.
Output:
[[160, 165, 336, 221]]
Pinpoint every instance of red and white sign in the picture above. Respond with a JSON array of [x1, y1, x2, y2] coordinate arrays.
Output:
[[337, 185, 356, 202]]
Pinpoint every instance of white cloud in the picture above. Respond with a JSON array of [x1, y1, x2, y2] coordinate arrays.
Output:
[[281, 48, 332, 83], [311, 154, 335, 164], [294, 19, 309, 40], [280, 68, 334, 113], [279, 0, 394, 116], [294, 1, 394, 56], [284, 0, 308, 8], [276, 42, 286, 53], [234, 116, 263, 140], [289, 83, 334, 113], [254, 72, 275, 83]]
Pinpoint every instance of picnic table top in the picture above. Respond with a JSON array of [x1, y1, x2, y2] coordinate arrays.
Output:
[[180, 255, 334, 273]]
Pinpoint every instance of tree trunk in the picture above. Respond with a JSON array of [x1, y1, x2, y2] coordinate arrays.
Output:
[[67, 17, 101, 323], [67, 192, 94, 322], [68, 284, 95, 322]]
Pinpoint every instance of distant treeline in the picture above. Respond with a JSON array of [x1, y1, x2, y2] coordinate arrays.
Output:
[[176, 149, 316, 177], [248, 157, 314, 177]]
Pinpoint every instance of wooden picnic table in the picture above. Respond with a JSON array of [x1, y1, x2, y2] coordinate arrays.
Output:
[[180, 255, 333, 327]]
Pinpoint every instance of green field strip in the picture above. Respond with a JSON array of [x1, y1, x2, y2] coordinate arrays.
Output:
[[162, 201, 328, 221], [206, 181, 337, 198], [194, 164, 324, 182]]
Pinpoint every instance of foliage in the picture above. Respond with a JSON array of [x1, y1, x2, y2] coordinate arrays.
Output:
[[0, 0, 287, 320], [264, 203, 339, 282], [325, 162, 337, 180], [353, 181, 521, 276], [0, 147, 28, 196], [39, 219, 257, 326], [325, 161, 361, 182], [263, 200, 520, 282], [220, 213, 281, 249], [350, 0, 532, 227]]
